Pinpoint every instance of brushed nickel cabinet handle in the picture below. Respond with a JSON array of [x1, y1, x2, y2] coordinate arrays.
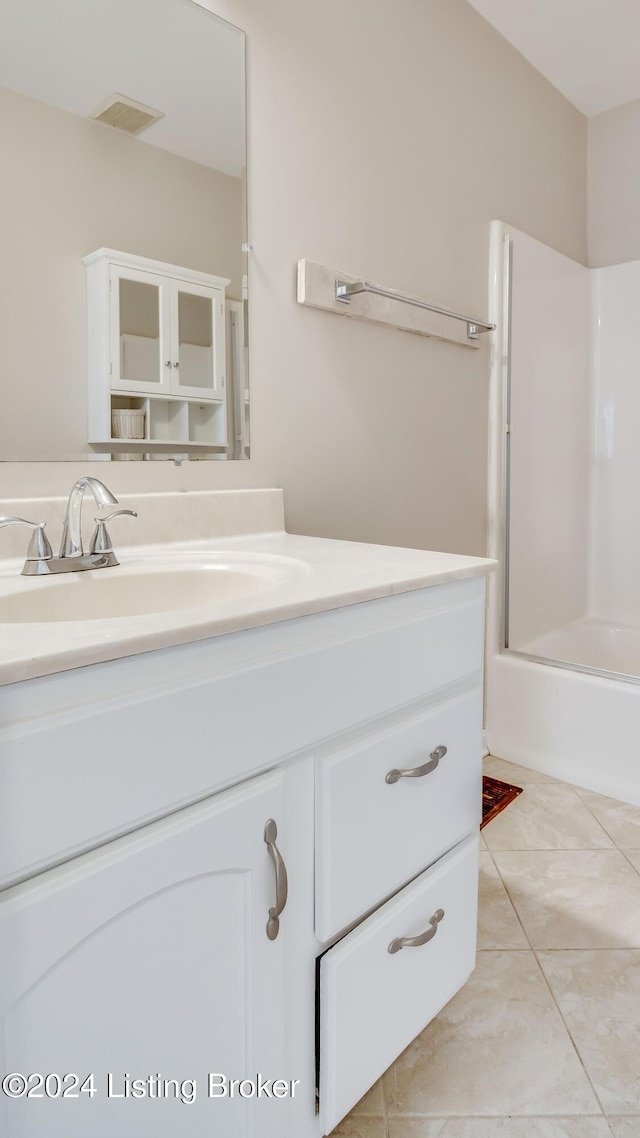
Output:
[[385, 745, 447, 784], [264, 818, 288, 941], [388, 908, 445, 954]]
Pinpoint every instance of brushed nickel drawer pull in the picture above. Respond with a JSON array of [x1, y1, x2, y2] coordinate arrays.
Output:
[[385, 745, 447, 784], [388, 908, 445, 954], [264, 818, 288, 941]]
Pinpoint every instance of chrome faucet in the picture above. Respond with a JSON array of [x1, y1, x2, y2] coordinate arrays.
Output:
[[59, 476, 118, 558], [0, 477, 137, 576]]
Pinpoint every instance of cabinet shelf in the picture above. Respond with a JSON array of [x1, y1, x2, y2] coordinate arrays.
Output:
[[91, 439, 227, 453], [111, 389, 224, 405], [88, 393, 228, 456]]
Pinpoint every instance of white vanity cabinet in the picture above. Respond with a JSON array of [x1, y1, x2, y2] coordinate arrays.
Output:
[[0, 576, 487, 1138], [85, 249, 229, 454]]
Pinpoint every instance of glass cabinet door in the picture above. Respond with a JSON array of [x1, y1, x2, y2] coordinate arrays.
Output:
[[110, 266, 172, 395], [171, 281, 225, 400]]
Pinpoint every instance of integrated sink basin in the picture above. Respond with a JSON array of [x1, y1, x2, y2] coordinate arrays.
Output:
[[0, 552, 306, 623]]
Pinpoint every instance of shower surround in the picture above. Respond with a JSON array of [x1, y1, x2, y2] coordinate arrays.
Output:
[[487, 222, 640, 806]]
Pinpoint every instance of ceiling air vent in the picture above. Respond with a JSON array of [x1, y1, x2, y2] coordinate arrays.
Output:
[[90, 94, 163, 135]]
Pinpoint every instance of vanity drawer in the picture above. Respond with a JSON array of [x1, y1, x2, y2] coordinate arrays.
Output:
[[315, 687, 482, 941], [318, 833, 478, 1136]]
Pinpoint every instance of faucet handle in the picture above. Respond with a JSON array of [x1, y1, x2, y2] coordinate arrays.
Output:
[[89, 509, 137, 555], [0, 517, 53, 561]]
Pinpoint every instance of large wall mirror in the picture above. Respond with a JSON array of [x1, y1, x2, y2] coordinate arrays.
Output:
[[0, 0, 249, 461]]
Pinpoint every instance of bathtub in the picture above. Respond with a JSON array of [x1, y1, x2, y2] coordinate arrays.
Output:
[[485, 643, 640, 807]]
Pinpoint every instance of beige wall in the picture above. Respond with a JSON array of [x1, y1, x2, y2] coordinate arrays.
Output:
[[0, 0, 587, 555], [588, 98, 640, 268], [0, 83, 243, 461]]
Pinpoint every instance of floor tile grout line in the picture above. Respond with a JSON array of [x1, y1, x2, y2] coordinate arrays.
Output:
[[486, 843, 640, 893], [484, 843, 617, 852], [480, 945, 640, 951], [485, 822, 640, 946], [573, 795, 635, 851], [483, 844, 536, 950], [484, 800, 640, 952], [619, 848, 640, 874], [479, 844, 609, 1114], [483, 841, 621, 1116], [491, 757, 640, 854], [607, 1116, 640, 1127], [382, 1112, 611, 1120], [476, 947, 532, 952], [380, 1063, 390, 1138], [564, 788, 621, 848], [531, 948, 610, 1119], [379, 1060, 393, 1135], [482, 767, 618, 852]]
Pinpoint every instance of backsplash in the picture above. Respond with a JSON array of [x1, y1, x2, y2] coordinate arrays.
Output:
[[0, 488, 285, 560]]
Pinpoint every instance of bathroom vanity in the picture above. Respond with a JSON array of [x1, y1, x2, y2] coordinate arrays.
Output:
[[0, 490, 493, 1138]]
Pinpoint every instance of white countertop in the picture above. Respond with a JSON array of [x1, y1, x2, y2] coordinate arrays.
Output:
[[0, 529, 496, 686]]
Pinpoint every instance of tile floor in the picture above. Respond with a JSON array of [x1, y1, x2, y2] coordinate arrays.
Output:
[[330, 755, 640, 1138]]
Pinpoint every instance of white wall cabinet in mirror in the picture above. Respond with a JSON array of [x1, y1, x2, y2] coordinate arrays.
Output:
[[86, 250, 230, 455]]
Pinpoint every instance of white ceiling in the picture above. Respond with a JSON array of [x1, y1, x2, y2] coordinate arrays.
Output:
[[0, 0, 245, 177], [467, 0, 640, 117]]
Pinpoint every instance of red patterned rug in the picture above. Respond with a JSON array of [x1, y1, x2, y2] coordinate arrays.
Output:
[[481, 775, 523, 829]]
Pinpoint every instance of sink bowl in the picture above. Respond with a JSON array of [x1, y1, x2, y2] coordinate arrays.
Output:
[[0, 552, 305, 623]]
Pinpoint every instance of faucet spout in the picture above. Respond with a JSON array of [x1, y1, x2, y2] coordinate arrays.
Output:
[[60, 477, 119, 557]]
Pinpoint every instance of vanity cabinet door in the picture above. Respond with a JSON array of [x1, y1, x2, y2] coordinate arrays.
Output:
[[109, 264, 173, 395], [170, 279, 225, 401], [0, 770, 291, 1138]]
